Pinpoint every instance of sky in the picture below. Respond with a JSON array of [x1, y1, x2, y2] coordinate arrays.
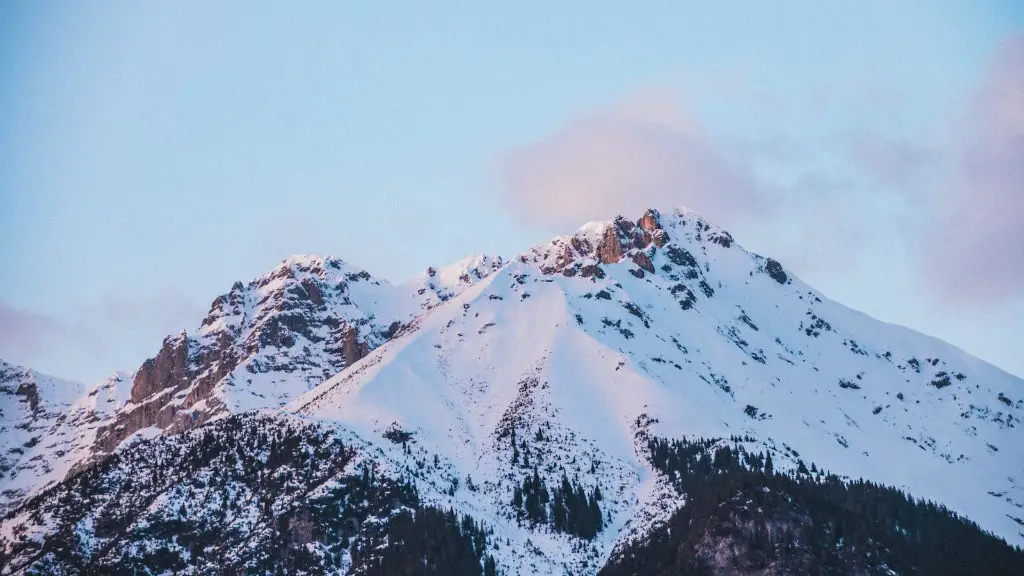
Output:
[[1, 1, 1022, 384]]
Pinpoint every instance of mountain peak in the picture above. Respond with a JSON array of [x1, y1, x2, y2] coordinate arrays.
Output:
[[526, 206, 738, 282], [423, 253, 504, 285], [265, 254, 375, 285]]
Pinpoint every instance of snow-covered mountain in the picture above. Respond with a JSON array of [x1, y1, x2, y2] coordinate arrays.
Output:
[[287, 208, 1023, 571], [0, 371, 130, 516], [1, 207, 1021, 575], [0, 253, 503, 513], [0, 361, 84, 514]]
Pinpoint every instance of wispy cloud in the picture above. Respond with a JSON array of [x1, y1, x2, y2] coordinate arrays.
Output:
[[0, 300, 99, 362], [0, 291, 203, 381], [498, 88, 768, 231], [923, 33, 1024, 303], [840, 133, 936, 191]]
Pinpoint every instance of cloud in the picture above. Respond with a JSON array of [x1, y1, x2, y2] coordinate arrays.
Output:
[[840, 132, 935, 190], [0, 291, 203, 382], [498, 88, 768, 231], [497, 37, 1023, 310], [0, 300, 98, 363], [83, 291, 203, 338], [924, 34, 1024, 303]]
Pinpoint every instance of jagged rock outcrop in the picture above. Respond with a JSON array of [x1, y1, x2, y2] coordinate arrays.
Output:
[[93, 334, 229, 453], [130, 332, 190, 403], [533, 209, 695, 277], [527, 208, 739, 313], [90, 256, 411, 454], [765, 258, 789, 285]]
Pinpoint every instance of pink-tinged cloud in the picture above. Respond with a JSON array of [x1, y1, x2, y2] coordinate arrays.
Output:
[[498, 89, 767, 231], [0, 291, 203, 381], [926, 34, 1024, 302], [0, 300, 87, 362], [842, 132, 935, 190], [84, 291, 203, 337]]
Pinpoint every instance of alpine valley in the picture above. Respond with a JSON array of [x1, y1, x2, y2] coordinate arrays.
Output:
[[1, 208, 1022, 575]]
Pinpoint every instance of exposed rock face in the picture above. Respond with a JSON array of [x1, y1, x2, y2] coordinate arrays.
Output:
[[15, 383, 41, 415], [94, 334, 233, 453], [130, 334, 191, 404], [533, 209, 687, 278], [709, 229, 734, 248], [637, 208, 662, 233], [529, 208, 736, 319], [638, 208, 671, 247], [335, 324, 370, 367], [765, 258, 789, 285], [524, 208, 785, 319], [596, 219, 629, 264], [93, 256, 414, 455], [632, 251, 655, 274], [593, 212, 670, 264]]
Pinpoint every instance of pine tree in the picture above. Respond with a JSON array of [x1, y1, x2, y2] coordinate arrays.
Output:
[[797, 460, 809, 475], [511, 427, 519, 465], [588, 490, 602, 537]]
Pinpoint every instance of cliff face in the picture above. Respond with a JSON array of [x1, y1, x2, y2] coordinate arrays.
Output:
[[92, 256, 408, 454], [129, 334, 192, 405], [93, 335, 210, 454]]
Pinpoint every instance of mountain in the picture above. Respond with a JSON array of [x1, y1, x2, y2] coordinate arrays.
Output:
[[286, 208, 1023, 571], [0, 254, 503, 514], [0, 371, 131, 517], [1, 207, 1021, 575], [0, 361, 84, 514]]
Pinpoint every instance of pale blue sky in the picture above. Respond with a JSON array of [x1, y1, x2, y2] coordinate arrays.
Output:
[[2, 2, 1022, 383]]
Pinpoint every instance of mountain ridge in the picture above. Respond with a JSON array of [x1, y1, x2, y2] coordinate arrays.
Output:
[[1, 206, 1021, 575], [0, 252, 504, 515]]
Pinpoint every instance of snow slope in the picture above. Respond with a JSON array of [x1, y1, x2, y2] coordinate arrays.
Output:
[[0, 371, 133, 515], [0, 361, 85, 515], [287, 208, 1023, 573]]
